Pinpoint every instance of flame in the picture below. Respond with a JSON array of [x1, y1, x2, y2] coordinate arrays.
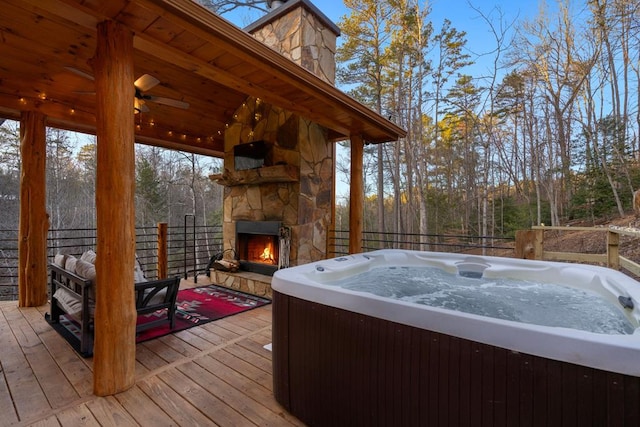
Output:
[[260, 244, 273, 262]]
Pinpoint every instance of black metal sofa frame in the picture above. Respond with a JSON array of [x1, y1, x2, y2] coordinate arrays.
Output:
[[46, 263, 180, 357]]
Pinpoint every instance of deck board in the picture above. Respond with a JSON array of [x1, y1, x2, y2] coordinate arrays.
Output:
[[0, 282, 301, 427]]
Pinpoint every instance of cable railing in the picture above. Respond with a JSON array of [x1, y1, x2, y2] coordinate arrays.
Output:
[[1, 225, 513, 301], [330, 229, 515, 257], [0, 224, 223, 301]]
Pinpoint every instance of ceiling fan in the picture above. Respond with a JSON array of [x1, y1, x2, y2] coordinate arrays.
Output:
[[65, 66, 190, 113]]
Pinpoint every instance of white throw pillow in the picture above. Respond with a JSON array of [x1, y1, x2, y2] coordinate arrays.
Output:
[[64, 256, 77, 273], [80, 249, 97, 264], [134, 258, 147, 283], [54, 253, 67, 268], [75, 259, 96, 281]]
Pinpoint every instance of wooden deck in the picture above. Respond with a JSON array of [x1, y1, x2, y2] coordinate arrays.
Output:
[[0, 279, 303, 427]]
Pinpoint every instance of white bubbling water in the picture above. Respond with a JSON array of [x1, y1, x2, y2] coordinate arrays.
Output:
[[328, 266, 634, 335]]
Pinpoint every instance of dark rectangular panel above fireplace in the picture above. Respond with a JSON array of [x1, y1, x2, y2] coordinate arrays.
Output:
[[233, 140, 271, 171], [236, 220, 282, 276]]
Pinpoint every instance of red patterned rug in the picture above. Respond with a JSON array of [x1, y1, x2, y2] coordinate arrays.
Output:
[[135, 285, 271, 343], [54, 285, 270, 353]]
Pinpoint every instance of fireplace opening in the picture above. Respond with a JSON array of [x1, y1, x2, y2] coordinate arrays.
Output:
[[236, 220, 283, 275], [242, 234, 278, 266]]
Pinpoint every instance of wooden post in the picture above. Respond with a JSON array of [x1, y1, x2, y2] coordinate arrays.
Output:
[[608, 230, 620, 270], [349, 135, 364, 254], [515, 230, 535, 259], [18, 111, 49, 307], [158, 222, 168, 279], [93, 20, 137, 396], [533, 228, 544, 260], [328, 141, 336, 258]]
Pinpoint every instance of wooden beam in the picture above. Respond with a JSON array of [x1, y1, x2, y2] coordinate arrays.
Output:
[[140, 0, 405, 142], [133, 36, 353, 138], [0, 92, 225, 158], [349, 135, 364, 254], [18, 111, 48, 307], [92, 20, 137, 396]]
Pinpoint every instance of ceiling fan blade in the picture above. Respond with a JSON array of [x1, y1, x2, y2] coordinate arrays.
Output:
[[145, 95, 190, 109], [73, 91, 96, 95], [134, 98, 149, 113], [135, 74, 160, 92], [64, 66, 94, 81]]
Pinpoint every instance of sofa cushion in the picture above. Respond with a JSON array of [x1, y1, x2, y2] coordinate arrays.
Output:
[[54, 253, 67, 268], [144, 287, 168, 305], [75, 259, 96, 281], [64, 256, 78, 272], [134, 258, 147, 283], [80, 249, 97, 264], [53, 287, 82, 319]]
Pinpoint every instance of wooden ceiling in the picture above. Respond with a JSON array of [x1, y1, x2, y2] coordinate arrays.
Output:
[[0, 0, 405, 157]]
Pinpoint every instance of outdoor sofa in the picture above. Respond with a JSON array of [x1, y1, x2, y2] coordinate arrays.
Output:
[[45, 251, 179, 356]]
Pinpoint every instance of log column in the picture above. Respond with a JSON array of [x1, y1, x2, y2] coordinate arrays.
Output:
[[18, 111, 48, 307], [93, 20, 137, 396], [349, 135, 364, 254]]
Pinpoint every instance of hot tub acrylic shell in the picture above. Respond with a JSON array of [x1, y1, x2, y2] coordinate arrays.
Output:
[[271, 250, 640, 426]]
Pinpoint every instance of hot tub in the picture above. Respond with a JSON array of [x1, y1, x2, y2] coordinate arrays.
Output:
[[272, 249, 640, 426]]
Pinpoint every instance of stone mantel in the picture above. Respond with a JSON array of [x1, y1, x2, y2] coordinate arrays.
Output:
[[211, 164, 299, 186]]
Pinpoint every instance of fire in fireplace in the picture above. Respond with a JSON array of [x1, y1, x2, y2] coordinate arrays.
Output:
[[236, 220, 283, 275]]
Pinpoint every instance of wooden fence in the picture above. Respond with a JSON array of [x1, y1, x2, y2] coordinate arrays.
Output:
[[515, 225, 640, 277]]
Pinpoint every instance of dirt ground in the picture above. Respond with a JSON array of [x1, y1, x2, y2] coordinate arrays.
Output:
[[530, 214, 640, 279]]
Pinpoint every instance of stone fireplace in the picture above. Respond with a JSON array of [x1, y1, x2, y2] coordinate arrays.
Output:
[[211, 0, 340, 281]]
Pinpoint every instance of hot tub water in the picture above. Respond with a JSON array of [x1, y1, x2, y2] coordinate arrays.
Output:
[[326, 266, 635, 335]]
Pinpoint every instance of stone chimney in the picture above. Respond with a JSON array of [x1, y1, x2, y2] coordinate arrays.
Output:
[[213, 0, 337, 286], [266, 0, 285, 10], [246, 0, 340, 85]]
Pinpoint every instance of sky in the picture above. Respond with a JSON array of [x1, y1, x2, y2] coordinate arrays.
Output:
[[232, 0, 545, 67]]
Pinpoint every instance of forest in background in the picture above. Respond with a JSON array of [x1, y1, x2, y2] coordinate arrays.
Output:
[[0, 123, 224, 232], [1, 0, 640, 239], [331, 0, 640, 239]]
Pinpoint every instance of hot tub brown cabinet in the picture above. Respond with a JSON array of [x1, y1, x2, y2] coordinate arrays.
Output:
[[272, 291, 640, 426]]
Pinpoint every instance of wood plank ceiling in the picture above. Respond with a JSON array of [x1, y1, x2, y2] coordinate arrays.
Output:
[[0, 0, 405, 158]]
